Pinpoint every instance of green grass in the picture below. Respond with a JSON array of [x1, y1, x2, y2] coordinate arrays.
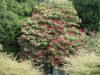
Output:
[[0, 52, 42, 75], [63, 48, 100, 75], [88, 32, 100, 53]]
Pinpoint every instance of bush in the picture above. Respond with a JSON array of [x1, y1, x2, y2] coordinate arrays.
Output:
[[5, 0, 24, 16], [72, 0, 100, 31], [0, 52, 42, 75], [0, 0, 35, 53], [64, 51, 100, 75], [0, 10, 20, 44], [87, 32, 100, 53], [20, 2, 32, 16], [18, 2, 83, 66], [18, 0, 35, 16], [6, 0, 35, 16], [0, 0, 20, 45], [0, 44, 3, 51]]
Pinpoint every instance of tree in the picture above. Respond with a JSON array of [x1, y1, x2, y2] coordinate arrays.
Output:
[[72, 0, 100, 31], [18, 2, 82, 67]]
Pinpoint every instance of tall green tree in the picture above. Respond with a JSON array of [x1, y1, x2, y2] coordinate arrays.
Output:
[[72, 0, 100, 31]]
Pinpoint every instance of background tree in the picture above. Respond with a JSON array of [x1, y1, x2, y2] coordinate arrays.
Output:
[[72, 0, 100, 32]]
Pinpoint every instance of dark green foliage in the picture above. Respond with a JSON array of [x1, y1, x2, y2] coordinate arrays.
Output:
[[6, 0, 24, 16], [18, 0, 35, 16], [20, 2, 32, 16], [0, 11, 20, 44], [0, 44, 3, 51], [0, 0, 35, 53], [72, 0, 100, 31], [0, 0, 20, 44], [5, 0, 35, 16], [3, 45, 20, 55]]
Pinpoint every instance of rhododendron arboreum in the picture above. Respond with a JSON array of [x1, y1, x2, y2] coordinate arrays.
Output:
[[18, 3, 83, 66]]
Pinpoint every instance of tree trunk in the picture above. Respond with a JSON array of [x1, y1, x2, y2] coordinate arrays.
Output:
[[53, 67, 59, 75], [44, 63, 53, 75], [59, 70, 65, 75], [40, 0, 43, 2]]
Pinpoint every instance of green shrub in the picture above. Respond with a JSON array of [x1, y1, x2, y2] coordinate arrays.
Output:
[[18, 2, 82, 66], [87, 32, 100, 53], [20, 2, 32, 16], [23, 0, 35, 8], [5, 0, 24, 16], [2, 45, 20, 55], [18, 0, 35, 16], [0, 52, 42, 75], [0, 0, 35, 53], [72, 0, 100, 31], [0, 10, 20, 44], [5, 0, 35, 16], [0, 0, 20, 45], [0, 0, 7, 11], [0, 44, 3, 51]]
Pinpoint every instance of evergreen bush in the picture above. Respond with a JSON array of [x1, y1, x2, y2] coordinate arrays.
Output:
[[72, 0, 100, 31], [0, 0, 35, 53], [0, 11, 20, 43], [6, 0, 35, 16], [0, 0, 20, 44]]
